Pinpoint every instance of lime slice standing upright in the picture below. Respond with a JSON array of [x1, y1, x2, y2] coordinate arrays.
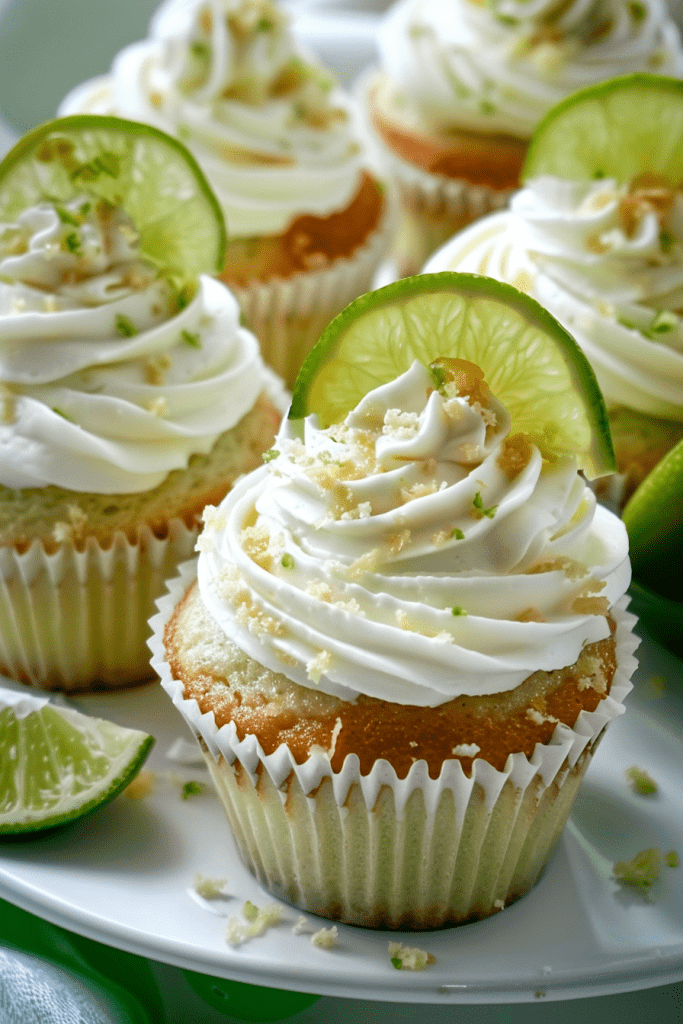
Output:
[[0, 693, 154, 835], [0, 114, 227, 285], [522, 73, 683, 184], [289, 272, 615, 479]]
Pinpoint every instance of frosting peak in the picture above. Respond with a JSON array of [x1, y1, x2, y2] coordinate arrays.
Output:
[[197, 361, 630, 705], [59, 0, 375, 239], [0, 196, 271, 493], [375, 0, 683, 139]]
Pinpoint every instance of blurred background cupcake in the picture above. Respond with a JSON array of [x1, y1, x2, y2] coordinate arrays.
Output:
[[0, 115, 285, 692], [59, 0, 394, 388], [151, 275, 637, 929], [364, 0, 683, 277], [424, 74, 683, 513]]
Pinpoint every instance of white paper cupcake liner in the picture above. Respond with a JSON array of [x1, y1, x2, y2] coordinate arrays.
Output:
[[0, 519, 198, 692], [383, 145, 514, 278], [229, 199, 396, 389], [150, 560, 639, 928]]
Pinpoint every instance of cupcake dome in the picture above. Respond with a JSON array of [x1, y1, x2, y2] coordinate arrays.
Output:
[[152, 356, 637, 928], [59, 0, 394, 387], [366, 0, 683, 275]]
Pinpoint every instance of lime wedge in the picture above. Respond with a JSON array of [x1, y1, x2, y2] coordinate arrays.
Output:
[[623, 434, 683, 600], [289, 272, 615, 479], [523, 73, 683, 184], [0, 700, 154, 835], [0, 114, 226, 284]]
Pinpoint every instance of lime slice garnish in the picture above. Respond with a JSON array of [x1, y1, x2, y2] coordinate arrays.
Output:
[[523, 73, 683, 184], [0, 114, 226, 284], [623, 434, 683, 600], [0, 700, 154, 835], [289, 272, 615, 479]]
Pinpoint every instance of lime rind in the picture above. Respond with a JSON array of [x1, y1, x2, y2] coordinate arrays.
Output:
[[0, 703, 154, 835], [0, 114, 227, 284], [523, 73, 683, 184], [623, 433, 683, 581], [290, 272, 615, 479]]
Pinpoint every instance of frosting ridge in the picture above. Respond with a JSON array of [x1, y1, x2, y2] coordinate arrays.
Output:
[[0, 195, 269, 492], [59, 0, 375, 238], [197, 360, 630, 705], [374, 0, 683, 141]]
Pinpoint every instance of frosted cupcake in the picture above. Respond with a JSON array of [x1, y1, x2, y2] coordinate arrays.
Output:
[[366, 0, 683, 276], [151, 276, 637, 928], [424, 75, 683, 510], [0, 116, 284, 691], [59, 0, 393, 388]]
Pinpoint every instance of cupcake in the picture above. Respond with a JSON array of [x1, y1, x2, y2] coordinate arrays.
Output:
[[150, 278, 637, 929], [423, 75, 683, 510], [365, 0, 683, 277], [0, 115, 285, 692], [59, 0, 393, 388]]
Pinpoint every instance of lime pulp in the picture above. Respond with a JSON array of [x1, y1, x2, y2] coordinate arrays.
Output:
[[0, 701, 154, 835], [290, 272, 615, 480]]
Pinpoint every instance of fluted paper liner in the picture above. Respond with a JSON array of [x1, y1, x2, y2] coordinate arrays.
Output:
[[361, 125, 513, 278], [0, 520, 197, 692], [150, 559, 639, 929], [228, 200, 395, 389]]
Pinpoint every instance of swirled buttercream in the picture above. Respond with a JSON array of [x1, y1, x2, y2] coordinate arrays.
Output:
[[425, 176, 683, 419], [197, 360, 630, 705], [59, 0, 374, 238], [0, 195, 268, 492], [374, 0, 683, 140]]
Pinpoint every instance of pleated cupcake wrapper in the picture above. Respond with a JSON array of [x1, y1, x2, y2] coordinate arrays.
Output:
[[229, 199, 396, 390], [150, 561, 638, 927], [0, 519, 198, 692], [375, 141, 514, 278]]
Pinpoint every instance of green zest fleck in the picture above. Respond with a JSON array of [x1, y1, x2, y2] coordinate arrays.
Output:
[[451, 606, 467, 616], [243, 901, 259, 922], [613, 847, 662, 894], [71, 150, 121, 182], [175, 284, 194, 311], [190, 40, 210, 58], [263, 448, 280, 463], [451, 527, 465, 540], [281, 553, 295, 569], [63, 232, 81, 255], [181, 329, 200, 348], [593, 168, 606, 179], [628, 0, 646, 20], [115, 314, 137, 337], [666, 850, 680, 868], [659, 229, 675, 254], [473, 491, 497, 518], [479, 98, 497, 115], [52, 407, 73, 422], [429, 363, 448, 393], [181, 780, 204, 800], [626, 765, 658, 795], [647, 309, 678, 337], [391, 958, 403, 970], [56, 206, 80, 226]]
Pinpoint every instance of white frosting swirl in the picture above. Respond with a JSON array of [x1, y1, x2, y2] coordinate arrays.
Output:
[[59, 0, 374, 238], [425, 176, 683, 420], [197, 361, 630, 706], [0, 196, 270, 492], [375, 0, 683, 140]]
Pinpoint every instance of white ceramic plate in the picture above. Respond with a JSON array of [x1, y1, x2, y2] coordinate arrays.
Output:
[[1, 630, 682, 1006]]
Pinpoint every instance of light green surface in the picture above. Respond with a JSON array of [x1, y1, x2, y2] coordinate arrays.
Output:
[[0, 0, 158, 135]]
